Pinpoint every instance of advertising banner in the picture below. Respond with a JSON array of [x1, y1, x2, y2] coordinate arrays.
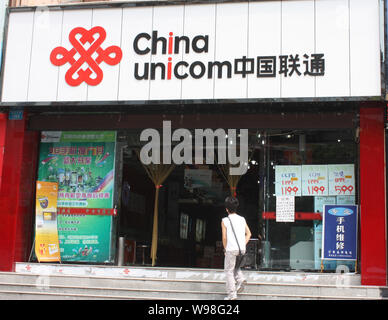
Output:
[[322, 204, 358, 260], [35, 181, 61, 262], [38, 131, 116, 262]]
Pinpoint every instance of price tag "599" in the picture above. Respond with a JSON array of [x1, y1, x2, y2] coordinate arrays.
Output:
[[334, 185, 354, 194]]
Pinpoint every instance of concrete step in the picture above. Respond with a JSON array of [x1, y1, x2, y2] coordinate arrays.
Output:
[[0, 268, 386, 300], [14, 262, 362, 285], [0, 272, 383, 299]]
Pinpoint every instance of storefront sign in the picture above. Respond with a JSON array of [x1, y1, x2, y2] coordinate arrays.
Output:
[[276, 196, 295, 222], [275, 165, 301, 196], [302, 165, 328, 196], [37, 131, 116, 262], [322, 204, 358, 260], [1, 0, 381, 103], [35, 181, 61, 262]]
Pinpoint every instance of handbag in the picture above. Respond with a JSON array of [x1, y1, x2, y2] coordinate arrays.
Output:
[[228, 216, 246, 271]]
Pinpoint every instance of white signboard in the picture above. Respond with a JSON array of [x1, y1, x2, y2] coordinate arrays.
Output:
[[1, 0, 381, 103], [328, 164, 355, 196], [302, 165, 328, 196], [275, 165, 301, 196], [276, 196, 295, 222]]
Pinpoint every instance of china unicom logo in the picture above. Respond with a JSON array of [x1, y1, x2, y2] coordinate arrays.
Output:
[[50, 26, 122, 86]]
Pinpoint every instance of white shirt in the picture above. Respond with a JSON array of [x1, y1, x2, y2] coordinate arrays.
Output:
[[222, 214, 247, 252]]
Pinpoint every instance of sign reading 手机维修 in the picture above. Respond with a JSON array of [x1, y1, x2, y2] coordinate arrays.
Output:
[[1, 0, 381, 103], [322, 204, 358, 260]]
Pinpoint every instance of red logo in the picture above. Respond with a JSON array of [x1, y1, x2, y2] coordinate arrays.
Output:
[[50, 26, 122, 87]]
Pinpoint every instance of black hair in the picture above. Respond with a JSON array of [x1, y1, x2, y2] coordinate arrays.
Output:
[[225, 196, 239, 213]]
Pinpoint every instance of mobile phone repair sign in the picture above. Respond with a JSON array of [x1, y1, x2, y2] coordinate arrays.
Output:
[[322, 205, 358, 260]]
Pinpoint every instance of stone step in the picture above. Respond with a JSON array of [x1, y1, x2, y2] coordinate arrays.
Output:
[[0, 273, 381, 298], [14, 262, 362, 285], [0, 271, 385, 300]]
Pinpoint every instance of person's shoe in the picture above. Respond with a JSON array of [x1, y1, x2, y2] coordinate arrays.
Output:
[[224, 294, 237, 300], [236, 280, 247, 293]]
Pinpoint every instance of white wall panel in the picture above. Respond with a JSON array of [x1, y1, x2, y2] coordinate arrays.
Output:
[[214, 2, 248, 99], [118, 7, 153, 101], [87, 8, 123, 101], [28, 10, 63, 102], [281, 0, 315, 98], [247, 1, 281, 99], [56, 9, 92, 102], [349, 0, 381, 96], [2, 11, 34, 102], [149, 5, 184, 100], [315, 0, 350, 97], [181, 4, 216, 100]]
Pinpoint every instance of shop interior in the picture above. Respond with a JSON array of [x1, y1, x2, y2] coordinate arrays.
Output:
[[116, 126, 358, 272]]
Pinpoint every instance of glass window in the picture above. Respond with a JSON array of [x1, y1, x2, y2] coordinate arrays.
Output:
[[260, 129, 357, 272], [117, 125, 358, 271]]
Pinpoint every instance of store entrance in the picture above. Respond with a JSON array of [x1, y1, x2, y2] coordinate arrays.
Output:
[[117, 129, 261, 268]]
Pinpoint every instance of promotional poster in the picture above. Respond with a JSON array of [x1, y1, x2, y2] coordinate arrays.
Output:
[[35, 181, 61, 262], [38, 131, 116, 262]]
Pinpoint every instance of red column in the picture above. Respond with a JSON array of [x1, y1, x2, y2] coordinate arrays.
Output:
[[0, 112, 39, 271], [359, 106, 387, 286]]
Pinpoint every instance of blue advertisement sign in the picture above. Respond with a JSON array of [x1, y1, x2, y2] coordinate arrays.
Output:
[[322, 205, 358, 260]]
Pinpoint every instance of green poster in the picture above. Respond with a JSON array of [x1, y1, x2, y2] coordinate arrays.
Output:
[[57, 215, 112, 262], [38, 131, 116, 263]]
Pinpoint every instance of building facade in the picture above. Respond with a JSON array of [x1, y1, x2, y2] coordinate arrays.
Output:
[[0, 0, 386, 286]]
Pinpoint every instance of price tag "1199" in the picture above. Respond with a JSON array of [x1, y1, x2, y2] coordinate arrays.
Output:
[[302, 165, 328, 196], [275, 165, 301, 197]]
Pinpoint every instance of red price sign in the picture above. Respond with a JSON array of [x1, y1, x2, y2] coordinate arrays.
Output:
[[282, 186, 299, 195], [334, 185, 354, 194], [308, 186, 326, 195]]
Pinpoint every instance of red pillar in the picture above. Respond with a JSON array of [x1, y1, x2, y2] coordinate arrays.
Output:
[[359, 106, 387, 286], [0, 112, 39, 271]]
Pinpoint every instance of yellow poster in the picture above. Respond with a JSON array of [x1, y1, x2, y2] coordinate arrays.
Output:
[[35, 181, 61, 262]]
